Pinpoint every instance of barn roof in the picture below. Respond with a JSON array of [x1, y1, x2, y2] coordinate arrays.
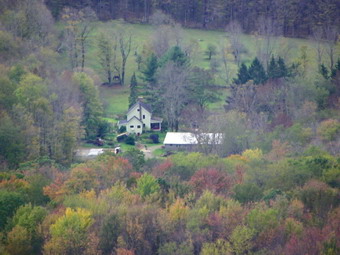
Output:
[[163, 132, 223, 145]]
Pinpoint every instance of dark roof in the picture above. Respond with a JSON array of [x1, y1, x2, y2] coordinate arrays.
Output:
[[127, 101, 152, 115], [151, 117, 163, 122], [118, 120, 128, 125]]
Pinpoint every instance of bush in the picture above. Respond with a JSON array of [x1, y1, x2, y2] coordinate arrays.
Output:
[[125, 136, 135, 145], [118, 126, 126, 133], [149, 134, 159, 144]]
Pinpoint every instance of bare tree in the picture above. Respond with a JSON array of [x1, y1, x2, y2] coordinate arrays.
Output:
[[158, 62, 188, 131], [311, 27, 325, 68], [97, 33, 114, 84], [219, 40, 235, 84], [61, 7, 96, 71], [324, 25, 339, 70], [116, 29, 132, 85], [256, 16, 282, 68], [226, 21, 244, 66], [150, 11, 183, 58]]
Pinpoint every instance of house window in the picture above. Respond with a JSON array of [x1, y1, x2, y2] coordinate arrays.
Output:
[[137, 125, 141, 128], [143, 124, 146, 128], [137, 109, 140, 111], [130, 125, 134, 129], [143, 115, 145, 119]]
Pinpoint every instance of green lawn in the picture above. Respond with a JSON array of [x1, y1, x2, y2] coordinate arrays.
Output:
[[84, 20, 321, 122]]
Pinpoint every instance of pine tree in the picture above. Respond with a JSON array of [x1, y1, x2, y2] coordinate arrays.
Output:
[[320, 64, 329, 79], [249, 58, 267, 85], [129, 73, 138, 107], [161, 46, 188, 67], [267, 56, 279, 79], [140, 53, 158, 84], [234, 63, 250, 84], [277, 57, 288, 78]]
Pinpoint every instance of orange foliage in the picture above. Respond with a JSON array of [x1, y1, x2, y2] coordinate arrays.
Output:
[[0, 177, 30, 192], [116, 248, 135, 255], [43, 171, 66, 202], [265, 140, 290, 161]]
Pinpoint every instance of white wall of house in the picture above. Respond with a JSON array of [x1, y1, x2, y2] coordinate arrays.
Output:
[[127, 105, 152, 130], [126, 118, 143, 134]]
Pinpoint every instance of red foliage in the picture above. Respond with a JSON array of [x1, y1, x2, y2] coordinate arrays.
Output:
[[43, 171, 66, 201], [130, 172, 143, 179], [189, 168, 232, 195], [283, 227, 325, 255], [152, 160, 173, 178], [234, 165, 246, 185], [206, 212, 224, 240]]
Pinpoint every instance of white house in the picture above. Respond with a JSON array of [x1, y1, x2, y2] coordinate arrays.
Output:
[[118, 99, 162, 135], [163, 132, 223, 151]]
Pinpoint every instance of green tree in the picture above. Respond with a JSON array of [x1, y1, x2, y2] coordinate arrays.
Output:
[[230, 225, 255, 255], [122, 148, 145, 172], [200, 239, 231, 255], [249, 57, 267, 84], [205, 44, 217, 60], [233, 63, 250, 84], [161, 45, 188, 67], [141, 53, 158, 84], [135, 173, 160, 198], [267, 56, 280, 79], [158, 241, 193, 255], [72, 72, 104, 139], [44, 208, 93, 254], [8, 204, 47, 254], [188, 67, 219, 111], [59, 106, 82, 164], [99, 213, 121, 255], [129, 73, 138, 107], [0, 111, 25, 168], [0, 190, 24, 230], [232, 183, 263, 204], [277, 57, 288, 77]]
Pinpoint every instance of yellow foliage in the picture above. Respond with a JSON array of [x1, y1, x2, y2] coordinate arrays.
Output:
[[168, 198, 189, 223], [242, 148, 263, 161]]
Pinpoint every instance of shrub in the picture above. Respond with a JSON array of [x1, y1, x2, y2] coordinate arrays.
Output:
[[149, 134, 159, 143], [118, 126, 126, 133], [125, 136, 135, 145]]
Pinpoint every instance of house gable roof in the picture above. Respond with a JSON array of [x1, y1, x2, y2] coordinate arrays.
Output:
[[127, 101, 152, 115], [118, 116, 143, 126], [126, 116, 143, 124]]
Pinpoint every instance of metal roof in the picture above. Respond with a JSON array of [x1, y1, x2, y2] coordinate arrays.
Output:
[[163, 132, 223, 145]]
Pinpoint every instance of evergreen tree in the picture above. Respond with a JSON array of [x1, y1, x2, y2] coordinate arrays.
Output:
[[267, 56, 280, 79], [129, 73, 138, 107], [277, 57, 288, 78], [320, 64, 329, 79], [161, 46, 188, 67], [72, 72, 104, 140], [234, 63, 250, 84], [140, 53, 158, 84], [249, 57, 267, 85]]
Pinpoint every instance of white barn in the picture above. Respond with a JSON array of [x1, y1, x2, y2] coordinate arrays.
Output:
[[163, 132, 223, 151]]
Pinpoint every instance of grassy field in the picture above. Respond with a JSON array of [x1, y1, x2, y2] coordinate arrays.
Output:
[[84, 20, 321, 122]]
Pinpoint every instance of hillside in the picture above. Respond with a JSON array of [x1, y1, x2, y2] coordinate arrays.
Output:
[[0, 2, 339, 255], [84, 20, 322, 121]]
